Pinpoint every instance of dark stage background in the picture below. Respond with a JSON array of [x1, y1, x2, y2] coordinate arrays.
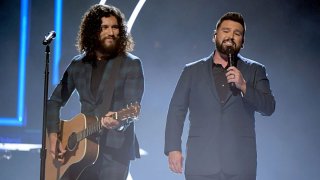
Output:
[[0, 0, 319, 179]]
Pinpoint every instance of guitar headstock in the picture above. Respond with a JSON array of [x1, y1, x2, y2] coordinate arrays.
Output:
[[116, 102, 141, 121]]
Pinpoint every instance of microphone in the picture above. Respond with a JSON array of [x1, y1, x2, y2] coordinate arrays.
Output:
[[42, 31, 56, 45], [227, 46, 236, 88]]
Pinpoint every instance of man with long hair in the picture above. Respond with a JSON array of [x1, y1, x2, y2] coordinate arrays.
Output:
[[165, 12, 275, 180], [46, 4, 144, 180]]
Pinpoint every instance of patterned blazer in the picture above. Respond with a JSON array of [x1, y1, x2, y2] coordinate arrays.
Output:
[[47, 52, 144, 160]]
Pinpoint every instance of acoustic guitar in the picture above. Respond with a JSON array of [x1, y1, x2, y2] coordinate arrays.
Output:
[[45, 103, 140, 180]]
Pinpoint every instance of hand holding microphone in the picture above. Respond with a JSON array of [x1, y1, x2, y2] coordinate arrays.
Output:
[[226, 46, 236, 88], [225, 46, 247, 94]]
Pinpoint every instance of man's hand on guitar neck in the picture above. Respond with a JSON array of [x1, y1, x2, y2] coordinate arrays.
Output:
[[101, 112, 120, 129], [48, 133, 66, 163]]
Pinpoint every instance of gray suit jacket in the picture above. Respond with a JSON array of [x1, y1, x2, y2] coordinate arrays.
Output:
[[47, 52, 144, 160], [165, 53, 275, 175]]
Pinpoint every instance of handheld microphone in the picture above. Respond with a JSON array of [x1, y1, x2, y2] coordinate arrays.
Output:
[[227, 47, 236, 88], [42, 31, 56, 45]]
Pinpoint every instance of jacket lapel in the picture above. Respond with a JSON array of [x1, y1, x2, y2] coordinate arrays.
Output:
[[83, 62, 96, 102], [95, 55, 123, 103], [203, 54, 220, 102]]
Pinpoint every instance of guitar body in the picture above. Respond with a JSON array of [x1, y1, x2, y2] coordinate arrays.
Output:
[[44, 103, 140, 180], [45, 114, 100, 180]]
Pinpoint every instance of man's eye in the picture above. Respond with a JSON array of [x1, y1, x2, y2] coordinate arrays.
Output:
[[101, 25, 108, 30]]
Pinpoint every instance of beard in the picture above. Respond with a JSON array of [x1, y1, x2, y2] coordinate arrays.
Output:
[[215, 39, 241, 55], [96, 36, 120, 56]]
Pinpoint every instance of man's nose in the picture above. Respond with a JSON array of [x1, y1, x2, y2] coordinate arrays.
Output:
[[106, 28, 114, 35], [229, 33, 235, 40], [227, 34, 235, 41]]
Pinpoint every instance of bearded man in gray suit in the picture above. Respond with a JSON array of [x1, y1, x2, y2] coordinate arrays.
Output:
[[165, 12, 275, 180]]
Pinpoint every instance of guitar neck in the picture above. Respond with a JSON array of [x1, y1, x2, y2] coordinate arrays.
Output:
[[76, 120, 101, 141], [75, 103, 140, 141], [75, 114, 119, 142]]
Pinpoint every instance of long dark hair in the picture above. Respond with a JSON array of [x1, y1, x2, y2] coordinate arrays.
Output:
[[76, 4, 134, 62]]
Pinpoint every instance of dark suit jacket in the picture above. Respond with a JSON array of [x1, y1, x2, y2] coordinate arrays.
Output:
[[165, 53, 275, 176], [47, 52, 144, 160]]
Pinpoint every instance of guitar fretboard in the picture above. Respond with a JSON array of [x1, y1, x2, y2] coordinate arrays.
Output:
[[74, 103, 140, 142], [77, 121, 102, 141]]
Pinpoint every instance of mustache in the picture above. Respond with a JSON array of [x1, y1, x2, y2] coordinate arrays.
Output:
[[222, 39, 235, 45], [101, 35, 116, 40], [222, 39, 237, 51]]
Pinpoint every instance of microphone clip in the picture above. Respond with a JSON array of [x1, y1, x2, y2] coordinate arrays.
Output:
[[42, 31, 56, 45]]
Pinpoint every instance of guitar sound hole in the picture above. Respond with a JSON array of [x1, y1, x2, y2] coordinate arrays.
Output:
[[67, 132, 78, 151]]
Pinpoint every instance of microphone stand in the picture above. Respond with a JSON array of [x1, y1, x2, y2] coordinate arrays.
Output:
[[40, 44, 51, 180]]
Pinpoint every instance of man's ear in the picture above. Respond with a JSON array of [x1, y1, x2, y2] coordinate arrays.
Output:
[[212, 30, 217, 42], [241, 38, 245, 48]]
